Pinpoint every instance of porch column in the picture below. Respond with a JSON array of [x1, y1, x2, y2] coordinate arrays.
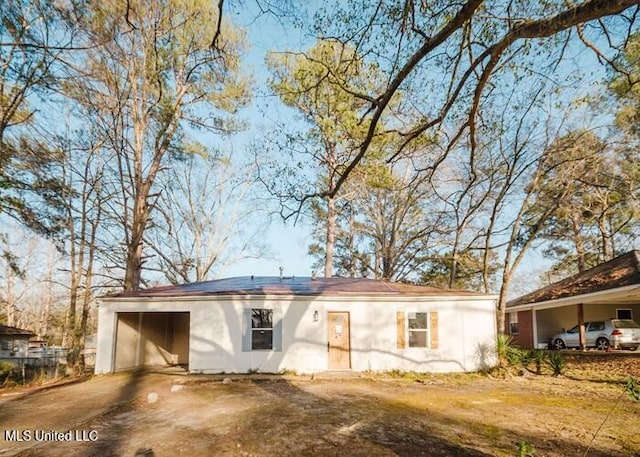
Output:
[[577, 303, 586, 351], [532, 309, 538, 348]]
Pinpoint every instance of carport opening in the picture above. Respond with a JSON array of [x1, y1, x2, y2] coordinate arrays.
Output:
[[114, 312, 190, 371]]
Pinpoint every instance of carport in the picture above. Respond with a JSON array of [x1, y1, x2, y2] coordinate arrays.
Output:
[[506, 251, 640, 349], [114, 312, 189, 371]]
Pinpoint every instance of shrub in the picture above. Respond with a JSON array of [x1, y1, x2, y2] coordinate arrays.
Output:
[[530, 349, 546, 375], [496, 334, 515, 369], [546, 351, 565, 377], [516, 440, 536, 456], [0, 361, 18, 385]]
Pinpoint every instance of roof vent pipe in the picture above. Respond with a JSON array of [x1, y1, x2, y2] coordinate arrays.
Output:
[[279, 266, 284, 280]]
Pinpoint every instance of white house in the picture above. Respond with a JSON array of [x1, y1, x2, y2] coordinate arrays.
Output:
[[95, 276, 498, 374]]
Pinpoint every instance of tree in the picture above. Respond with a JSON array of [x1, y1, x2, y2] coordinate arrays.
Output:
[[533, 130, 639, 276], [62, 0, 250, 291], [307, 158, 445, 282], [610, 32, 640, 138], [146, 152, 268, 284], [277, 0, 640, 206], [57, 129, 110, 371], [266, 39, 391, 277], [0, 0, 67, 236]]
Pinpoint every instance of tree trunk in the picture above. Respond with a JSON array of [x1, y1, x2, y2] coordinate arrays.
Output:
[[598, 214, 613, 261], [124, 192, 148, 291], [571, 215, 586, 272], [6, 268, 15, 327], [325, 194, 335, 278], [497, 271, 510, 334]]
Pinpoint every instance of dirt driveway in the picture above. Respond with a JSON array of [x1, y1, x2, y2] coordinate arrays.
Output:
[[1, 359, 639, 457]]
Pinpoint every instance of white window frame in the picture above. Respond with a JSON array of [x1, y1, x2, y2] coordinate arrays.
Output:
[[251, 308, 273, 351], [509, 312, 519, 335], [406, 311, 430, 349]]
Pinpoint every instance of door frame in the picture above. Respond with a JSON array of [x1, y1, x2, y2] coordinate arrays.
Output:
[[327, 311, 351, 370]]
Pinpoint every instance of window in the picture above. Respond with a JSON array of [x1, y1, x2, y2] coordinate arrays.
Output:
[[588, 321, 605, 332], [408, 312, 428, 348], [242, 307, 282, 352], [0, 340, 10, 351], [509, 312, 519, 335], [567, 324, 580, 334], [397, 311, 438, 350], [617, 309, 633, 320], [251, 309, 273, 350]]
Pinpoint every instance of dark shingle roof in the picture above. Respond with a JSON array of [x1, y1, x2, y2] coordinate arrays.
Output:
[[0, 325, 35, 336], [507, 250, 640, 308], [108, 276, 489, 299]]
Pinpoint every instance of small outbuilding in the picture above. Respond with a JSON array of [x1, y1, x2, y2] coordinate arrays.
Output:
[[506, 250, 640, 349], [0, 325, 34, 362], [95, 276, 498, 374]]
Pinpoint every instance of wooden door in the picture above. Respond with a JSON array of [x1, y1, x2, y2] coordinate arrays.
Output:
[[328, 312, 351, 369]]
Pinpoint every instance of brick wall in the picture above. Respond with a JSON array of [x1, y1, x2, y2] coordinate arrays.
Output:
[[507, 310, 534, 349]]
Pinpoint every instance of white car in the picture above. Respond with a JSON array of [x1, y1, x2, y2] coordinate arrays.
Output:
[[551, 319, 640, 351]]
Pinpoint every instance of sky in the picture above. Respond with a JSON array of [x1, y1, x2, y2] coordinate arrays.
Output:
[[212, 5, 610, 283], [1, 3, 629, 294], [219, 5, 319, 278]]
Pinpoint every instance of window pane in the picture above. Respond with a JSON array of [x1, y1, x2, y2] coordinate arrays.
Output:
[[252, 309, 273, 329], [589, 322, 605, 332], [409, 330, 427, 348], [408, 312, 427, 329], [252, 330, 273, 350], [614, 319, 640, 329], [617, 309, 633, 320]]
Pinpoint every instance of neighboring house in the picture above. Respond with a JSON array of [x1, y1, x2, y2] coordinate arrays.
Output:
[[95, 276, 498, 374], [506, 250, 640, 349], [0, 325, 34, 363]]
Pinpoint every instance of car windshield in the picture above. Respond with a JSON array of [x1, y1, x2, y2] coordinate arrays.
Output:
[[613, 319, 640, 329]]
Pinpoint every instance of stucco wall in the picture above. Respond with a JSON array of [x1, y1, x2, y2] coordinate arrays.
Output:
[[95, 295, 497, 374]]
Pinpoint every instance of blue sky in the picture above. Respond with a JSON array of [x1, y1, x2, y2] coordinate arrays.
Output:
[[218, 5, 318, 278], [218, 6, 616, 283]]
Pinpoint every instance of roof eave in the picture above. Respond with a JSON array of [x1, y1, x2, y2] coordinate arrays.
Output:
[[506, 284, 640, 312], [99, 292, 499, 304]]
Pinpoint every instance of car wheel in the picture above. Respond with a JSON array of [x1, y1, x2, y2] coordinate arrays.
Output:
[[553, 339, 566, 350], [595, 337, 610, 351]]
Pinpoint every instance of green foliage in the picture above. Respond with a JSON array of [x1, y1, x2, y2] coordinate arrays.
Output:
[[493, 336, 565, 378], [516, 440, 536, 457], [0, 361, 18, 385], [626, 376, 640, 402], [496, 334, 516, 369], [530, 349, 546, 375], [546, 351, 565, 377], [610, 33, 640, 136], [420, 251, 497, 291], [526, 129, 637, 273], [279, 368, 297, 376], [0, 1, 67, 236]]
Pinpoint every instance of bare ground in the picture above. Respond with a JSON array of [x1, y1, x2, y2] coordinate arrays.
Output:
[[1, 353, 639, 457]]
